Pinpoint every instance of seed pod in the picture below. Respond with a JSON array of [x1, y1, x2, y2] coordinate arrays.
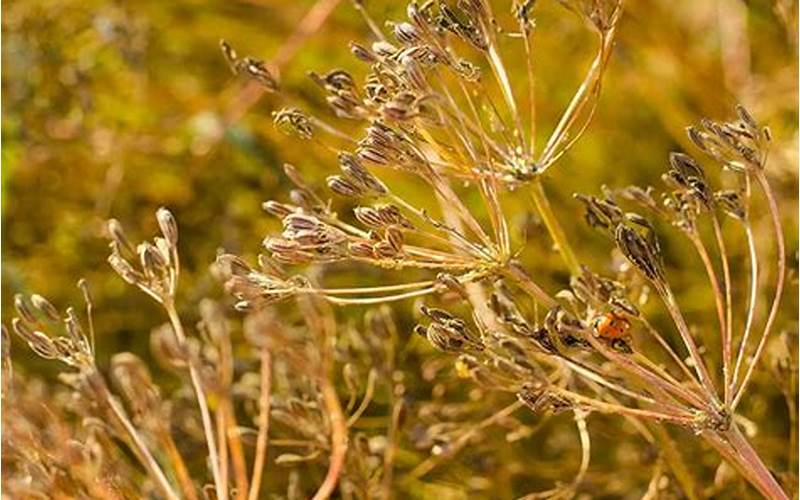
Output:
[[156, 208, 178, 247], [220, 39, 239, 74], [110, 352, 161, 421], [615, 224, 664, 283], [422, 323, 465, 352], [357, 146, 390, 166], [77, 279, 93, 310], [239, 57, 278, 91], [385, 225, 404, 253], [576, 194, 624, 232], [378, 205, 413, 228], [138, 242, 168, 275], [420, 306, 454, 323], [350, 41, 377, 62], [283, 214, 321, 232], [348, 241, 375, 258], [262, 200, 295, 218], [216, 253, 253, 278], [373, 241, 398, 259], [686, 126, 708, 153], [11, 318, 35, 342], [436, 273, 467, 298], [28, 331, 59, 360], [714, 190, 746, 220], [394, 22, 422, 45], [107, 219, 136, 258], [13, 294, 37, 325], [735, 104, 759, 133], [402, 55, 428, 91], [264, 237, 299, 254], [273, 108, 313, 140], [372, 41, 398, 58], [354, 207, 384, 228], [328, 175, 365, 197], [108, 254, 143, 285], [339, 152, 386, 194]]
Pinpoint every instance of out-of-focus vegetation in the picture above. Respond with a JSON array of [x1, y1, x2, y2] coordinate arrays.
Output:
[[2, 0, 798, 498]]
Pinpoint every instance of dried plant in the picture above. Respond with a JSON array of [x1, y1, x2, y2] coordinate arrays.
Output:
[[2, 0, 795, 499]]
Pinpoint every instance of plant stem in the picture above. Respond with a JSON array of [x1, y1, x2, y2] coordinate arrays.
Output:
[[688, 232, 727, 380], [530, 179, 581, 277], [503, 261, 558, 309], [162, 429, 198, 500], [659, 285, 720, 404], [732, 170, 786, 409], [248, 347, 272, 500], [710, 214, 733, 406], [312, 374, 348, 500], [165, 302, 224, 499], [731, 219, 759, 391], [96, 373, 180, 500], [704, 425, 788, 499]]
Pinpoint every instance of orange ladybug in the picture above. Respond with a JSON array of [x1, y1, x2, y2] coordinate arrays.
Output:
[[594, 312, 630, 339]]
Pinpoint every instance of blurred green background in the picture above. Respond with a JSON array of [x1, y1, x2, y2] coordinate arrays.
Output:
[[1, 0, 798, 493]]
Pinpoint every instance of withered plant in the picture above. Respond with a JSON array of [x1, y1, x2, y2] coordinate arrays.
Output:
[[3, 0, 795, 499]]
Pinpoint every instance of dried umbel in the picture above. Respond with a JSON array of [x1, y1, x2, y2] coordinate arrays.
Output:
[[107, 208, 180, 304], [9, 285, 95, 372], [235, 89, 789, 496]]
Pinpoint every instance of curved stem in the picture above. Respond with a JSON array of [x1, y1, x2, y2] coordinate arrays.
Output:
[[710, 215, 733, 405], [731, 218, 759, 393], [732, 170, 786, 409], [502, 262, 558, 309], [346, 368, 377, 427], [162, 430, 198, 500], [97, 374, 179, 500], [687, 232, 727, 377], [311, 374, 348, 500], [658, 284, 720, 404], [165, 303, 224, 499]]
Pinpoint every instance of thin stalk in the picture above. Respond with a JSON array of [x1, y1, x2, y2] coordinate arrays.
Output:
[[165, 303, 224, 499], [688, 232, 727, 365], [502, 262, 558, 309], [710, 214, 733, 405], [571, 411, 591, 489], [486, 43, 526, 152], [381, 397, 403, 499], [549, 387, 698, 426], [658, 284, 720, 403], [732, 170, 786, 409], [731, 219, 758, 390], [638, 316, 703, 391], [521, 28, 536, 155], [704, 425, 788, 499], [161, 430, 199, 500], [530, 179, 581, 276], [216, 403, 230, 500], [97, 375, 179, 500], [248, 347, 272, 500], [584, 332, 709, 411], [311, 374, 348, 499], [538, 20, 619, 171], [346, 368, 377, 427]]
